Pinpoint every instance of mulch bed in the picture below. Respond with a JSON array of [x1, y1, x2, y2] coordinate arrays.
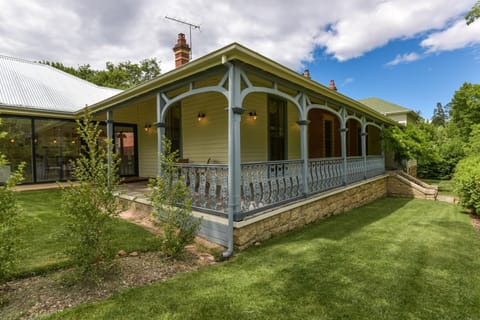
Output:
[[0, 207, 220, 320], [0, 249, 216, 319]]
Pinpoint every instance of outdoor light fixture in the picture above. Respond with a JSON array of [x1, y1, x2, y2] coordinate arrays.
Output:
[[10, 138, 15, 143], [197, 112, 206, 121], [248, 111, 257, 120], [144, 124, 152, 132], [53, 138, 57, 144]]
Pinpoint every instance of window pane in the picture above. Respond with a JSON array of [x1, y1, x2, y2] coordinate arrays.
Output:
[[0, 117, 33, 183], [35, 119, 79, 182]]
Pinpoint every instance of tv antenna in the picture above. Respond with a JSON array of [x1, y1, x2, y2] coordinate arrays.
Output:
[[165, 16, 200, 59]]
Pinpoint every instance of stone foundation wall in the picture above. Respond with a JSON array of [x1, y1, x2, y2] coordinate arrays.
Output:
[[387, 172, 437, 200], [234, 176, 388, 249]]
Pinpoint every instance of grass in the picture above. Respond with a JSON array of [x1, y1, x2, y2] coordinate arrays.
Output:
[[47, 198, 480, 320], [422, 178, 456, 197], [14, 189, 161, 278]]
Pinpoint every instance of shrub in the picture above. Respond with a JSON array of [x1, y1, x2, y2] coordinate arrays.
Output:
[[454, 155, 480, 214], [60, 109, 121, 284], [149, 137, 201, 258], [0, 163, 24, 284]]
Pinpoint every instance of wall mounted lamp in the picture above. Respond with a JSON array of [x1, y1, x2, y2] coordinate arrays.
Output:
[[144, 124, 152, 132], [248, 111, 257, 120], [197, 112, 206, 121]]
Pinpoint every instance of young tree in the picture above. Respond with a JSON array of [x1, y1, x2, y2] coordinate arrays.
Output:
[[60, 109, 121, 283], [0, 120, 24, 284], [148, 138, 201, 258]]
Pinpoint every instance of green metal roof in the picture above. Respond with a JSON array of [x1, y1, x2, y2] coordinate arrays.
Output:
[[359, 97, 413, 115]]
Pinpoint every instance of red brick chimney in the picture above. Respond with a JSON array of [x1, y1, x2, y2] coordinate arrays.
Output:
[[329, 80, 337, 91], [303, 69, 311, 79], [173, 33, 191, 68]]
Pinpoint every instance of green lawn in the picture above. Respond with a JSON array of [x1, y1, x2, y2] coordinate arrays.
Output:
[[48, 198, 480, 320], [14, 189, 161, 277], [422, 178, 456, 197]]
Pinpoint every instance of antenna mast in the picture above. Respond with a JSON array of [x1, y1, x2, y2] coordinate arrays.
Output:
[[165, 16, 200, 59]]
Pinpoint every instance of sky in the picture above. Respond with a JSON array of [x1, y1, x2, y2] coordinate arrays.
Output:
[[1, 0, 479, 119]]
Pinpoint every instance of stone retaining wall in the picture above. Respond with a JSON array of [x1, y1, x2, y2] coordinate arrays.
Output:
[[387, 171, 437, 200], [233, 176, 388, 249]]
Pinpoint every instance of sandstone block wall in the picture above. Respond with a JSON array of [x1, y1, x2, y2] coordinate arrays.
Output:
[[387, 172, 437, 200], [233, 176, 388, 249]]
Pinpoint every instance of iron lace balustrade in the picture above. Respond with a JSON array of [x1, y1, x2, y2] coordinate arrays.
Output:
[[346, 156, 365, 183], [308, 157, 344, 194], [175, 163, 229, 216], [175, 156, 384, 219], [366, 155, 385, 178], [239, 160, 304, 217]]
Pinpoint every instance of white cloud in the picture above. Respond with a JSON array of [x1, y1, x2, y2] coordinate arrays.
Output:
[[315, 0, 472, 61], [342, 77, 354, 86], [0, 0, 476, 72], [386, 52, 421, 66], [421, 19, 480, 53]]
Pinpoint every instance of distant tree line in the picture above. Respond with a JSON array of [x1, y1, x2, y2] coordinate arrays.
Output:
[[41, 58, 161, 90]]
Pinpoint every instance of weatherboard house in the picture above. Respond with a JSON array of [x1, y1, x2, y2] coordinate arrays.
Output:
[[1, 34, 424, 251]]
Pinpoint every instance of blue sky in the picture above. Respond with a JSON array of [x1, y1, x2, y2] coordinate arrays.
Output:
[[0, 0, 479, 119], [309, 38, 480, 118]]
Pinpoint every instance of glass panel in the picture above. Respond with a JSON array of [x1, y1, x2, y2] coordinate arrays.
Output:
[[35, 119, 79, 182], [115, 126, 137, 176], [268, 97, 287, 161], [0, 117, 33, 183]]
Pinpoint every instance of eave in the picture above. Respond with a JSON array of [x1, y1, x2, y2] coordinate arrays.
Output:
[[84, 43, 398, 126]]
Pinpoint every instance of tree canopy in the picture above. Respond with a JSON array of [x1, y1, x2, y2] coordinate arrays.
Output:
[[466, 1, 480, 25], [431, 102, 448, 126], [449, 82, 480, 140], [41, 58, 161, 90]]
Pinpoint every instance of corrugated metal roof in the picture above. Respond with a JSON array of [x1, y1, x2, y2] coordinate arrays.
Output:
[[359, 97, 412, 114], [0, 55, 121, 113]]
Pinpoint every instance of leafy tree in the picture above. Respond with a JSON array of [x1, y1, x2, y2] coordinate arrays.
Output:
[[41, 58, 161, 90], [60, 109, 121, 284], [466, 1, 480, 25], [450, 82, 480, 140], [0, 119, 24, 285], [454, 155, 480, 214], [148, 137, 201, 258], [383, 123, 437, 164], [431, 102, 447, 126]]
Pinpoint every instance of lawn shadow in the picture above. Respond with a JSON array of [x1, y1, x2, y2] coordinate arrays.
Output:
[[284, 197, 413, 242]]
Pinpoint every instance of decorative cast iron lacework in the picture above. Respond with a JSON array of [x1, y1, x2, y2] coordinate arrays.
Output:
[[176, 156, 384, 216], [179, 164, 228, 213], [240, 160, 303, 211], [366, 156, 385, 178], [347, 156, 365, 183], [308, 158, 344, 193]]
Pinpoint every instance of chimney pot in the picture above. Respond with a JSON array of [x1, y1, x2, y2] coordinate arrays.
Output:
[[329, 80, 337, 91], [173, 33, 191, 68], [303, 69, 311, 79]]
